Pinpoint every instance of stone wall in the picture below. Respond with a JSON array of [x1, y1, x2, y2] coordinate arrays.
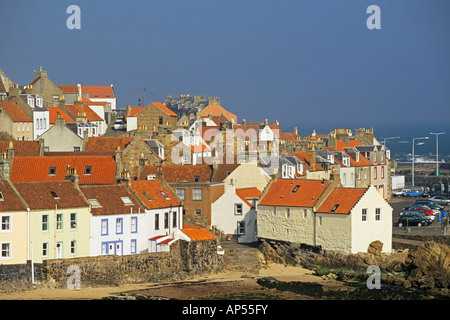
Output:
[[0, 262, 42, 283], [42, 239, 222, 287]]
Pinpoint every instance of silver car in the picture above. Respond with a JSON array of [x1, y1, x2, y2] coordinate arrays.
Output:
[[429, 196, 450, 206]]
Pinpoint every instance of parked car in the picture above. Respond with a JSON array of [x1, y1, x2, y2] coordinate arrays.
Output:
[[429, 195, 450, 206], [397, 211, 432, 227], [403, 189, 425, 197], [404, 203, 439, 215], [393, 189, 409, 197], [414, 199, 444, 211]]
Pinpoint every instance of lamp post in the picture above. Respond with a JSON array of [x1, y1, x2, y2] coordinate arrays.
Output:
[[383, 136, 400, 147], [430, 132, 445, 176], [412, 136, 428, 187]]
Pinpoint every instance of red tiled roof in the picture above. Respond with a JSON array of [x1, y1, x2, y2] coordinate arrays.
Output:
[[130, 180, 181, 210], [10, 156, 116, 185], [48, 107, 75, 124], [13, 180, 89, 210], [80, 184, 143, 216], [291, 151, 325, 171], [259, 179, 329, 207], [200, 105, 237, 123], [81, 86, 115, 99], [152, 102, 177, 117], [66, 99, 104, 122], [84, 136, 134, 152], [0, 141, 41, 157], [0, 176, 27, 212], [0, 101, 32, 122], [181, 227, 216, 241], [316, 187, 367, 214], [127, 106, 145, 117], [336, 140, 373, 167], [140, 164, 213, 183], [57, 85, 78, 93], [236, 187, 260, 208]]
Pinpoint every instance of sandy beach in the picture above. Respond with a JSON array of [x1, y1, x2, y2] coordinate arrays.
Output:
[[0, 262, 345, 300]]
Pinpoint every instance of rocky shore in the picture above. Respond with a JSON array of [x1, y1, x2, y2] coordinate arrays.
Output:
[[259, 238, 450, 299]]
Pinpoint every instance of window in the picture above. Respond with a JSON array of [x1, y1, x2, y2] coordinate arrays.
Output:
[[70, 240, 76, 255], [318, 216, 323, 226], [1, 216, 10, 231], [292, 185, 300, 193], [51, 191, 59, 199], [286, 208, 290, 219], [0, 192, 3, 201], [164, 212, 169, 229], [101, 219, 108, 235], [193, 175, 200, 182], [84, 166, 92, 175], [381, 166, 385, 179], [143, 192, 151, 201], [56, 214, 63, 230], [235, 203, 243, 215], [195, 209, 201, 216], [116, 218, 123, 234], [172, 212, 177, 228], [1, 243, 11, 259], [120, 197, 133, 205], [331, 204, 339, 212], [42, 214, 49, 231], [375, 208, 381, 221], [374, 167, 377, 180], [159, 116, 163, 125], [160, 191, 170, 199], [73, 146, 81, 152], [42, 243, 49, 257], [131, 217, 137, 233], [88, 199, 101, 207], [303, 209, 307, 219], [362, 208, 367, 222], [48, 167, 56, 175], [131, 240, 137, 254], [193, 188, 202, 201], [70, 213, 77, 229], [237, 221, 245, 235], [53, 95, 59, 102], [155, 214, 159, 230], [176, 188, 185, 200]]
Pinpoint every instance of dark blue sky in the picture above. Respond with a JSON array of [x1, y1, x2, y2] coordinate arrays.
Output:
[[1, 0, 449, 136]]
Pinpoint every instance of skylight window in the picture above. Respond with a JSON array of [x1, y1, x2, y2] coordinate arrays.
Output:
[[51, 191, 60, 199], [331, 204, 339, 212], [120, 196, 133, 205], [193, 175, 200, 182], [84, 166, 92, 175], [48, 167, 56, 175], [160, 191, 170, 199], [292, 185, 300, 193], [0, 192, 4, 201], [88, 199, 101, 207], [143, 192, 151, 201]]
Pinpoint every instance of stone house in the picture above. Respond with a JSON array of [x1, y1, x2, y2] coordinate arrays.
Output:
[[223, 162, 271, 192], [22, 67, 65, 108], [211, 182, 260, 243], [257, 177, 392, 254], [38, 117, 84, 152], [84, 136, 163, 179], [135, 102, 178, 133], [0, 101, 33, 141], [315, 185, 392, 253]]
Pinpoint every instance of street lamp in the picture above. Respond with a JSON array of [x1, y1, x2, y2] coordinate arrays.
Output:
[[383, 136, 400, 147], [412, 136, 429, 187], [430, 132, 445, 176]]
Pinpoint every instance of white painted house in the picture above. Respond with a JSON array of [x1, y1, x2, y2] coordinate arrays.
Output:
[[211, 181, 261, 243]]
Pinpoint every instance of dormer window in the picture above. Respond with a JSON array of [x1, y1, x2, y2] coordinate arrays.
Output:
[[88, 199, 101, 207], [48, 167, 56, 175], [193, 175, 200, 182], [84, 166, 92, 175], [27, 96, 34, 108], [36, 96, 43, 107]]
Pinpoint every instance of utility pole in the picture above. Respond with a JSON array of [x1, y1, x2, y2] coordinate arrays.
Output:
[[430, 132, 445, 176], [412, 136, 428, 187]]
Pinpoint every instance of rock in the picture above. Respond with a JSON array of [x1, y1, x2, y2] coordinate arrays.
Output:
[[367, 240, 383, 255]]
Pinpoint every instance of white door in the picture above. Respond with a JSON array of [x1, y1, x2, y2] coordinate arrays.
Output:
[[56, 242, 63, 259], [115, 242, 122, 255]]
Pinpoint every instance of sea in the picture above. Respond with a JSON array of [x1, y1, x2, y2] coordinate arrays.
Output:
[[298, 123, 450, 165]]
